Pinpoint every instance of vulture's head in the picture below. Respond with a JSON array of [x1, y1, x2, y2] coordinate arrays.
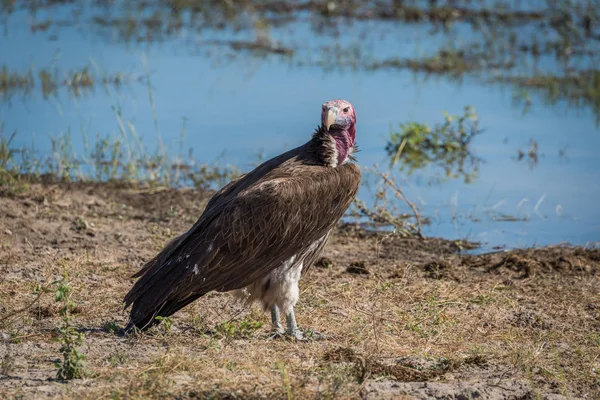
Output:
[[321, 99, 356, 144]]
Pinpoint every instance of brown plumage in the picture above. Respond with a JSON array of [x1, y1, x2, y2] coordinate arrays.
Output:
[[123, 100, 360, 338]]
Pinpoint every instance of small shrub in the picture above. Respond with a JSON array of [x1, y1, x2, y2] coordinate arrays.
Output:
[[54, 274, 87, 380]]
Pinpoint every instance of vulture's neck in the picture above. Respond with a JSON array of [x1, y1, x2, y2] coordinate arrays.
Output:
[[311, 126, 356, 167]]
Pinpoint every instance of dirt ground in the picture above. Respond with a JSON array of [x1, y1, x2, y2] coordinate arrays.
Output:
[[0, 181, 598, 399]]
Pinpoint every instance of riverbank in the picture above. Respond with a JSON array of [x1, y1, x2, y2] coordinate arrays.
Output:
[[1, 181, 598, 399]]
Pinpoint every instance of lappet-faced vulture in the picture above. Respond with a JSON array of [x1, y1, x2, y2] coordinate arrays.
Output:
[[123, 100, 361, 339]]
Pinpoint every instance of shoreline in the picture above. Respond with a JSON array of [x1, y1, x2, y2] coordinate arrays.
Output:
[[1, 180, 598, 398]]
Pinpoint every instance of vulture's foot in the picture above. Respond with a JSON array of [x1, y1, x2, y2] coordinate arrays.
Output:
[[285, 309, 326, 341], [266, 330, 304, 341], [283, 328, 326, 342], [270, 305, 284, 336], [265, 327, 305, 341], [267, 328, 286, 340], [285, 329, 306, 341]]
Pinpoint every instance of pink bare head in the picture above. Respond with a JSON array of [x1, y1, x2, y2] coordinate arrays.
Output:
[[319, 99, 357, 165], [321, 99, 357, 144]]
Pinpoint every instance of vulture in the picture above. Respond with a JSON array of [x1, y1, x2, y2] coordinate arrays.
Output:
[[123, 99, 361, 339]]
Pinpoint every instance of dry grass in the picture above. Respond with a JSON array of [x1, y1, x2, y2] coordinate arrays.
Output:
[[0, 182, 599, 399]]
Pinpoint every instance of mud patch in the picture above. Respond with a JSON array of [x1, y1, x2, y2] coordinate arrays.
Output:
[[463, 248, 599, 278], [363, 379, 538, 400], [346, 261, 370, 275], [422, 259, 459, 281], [324, 347, 487, 383]]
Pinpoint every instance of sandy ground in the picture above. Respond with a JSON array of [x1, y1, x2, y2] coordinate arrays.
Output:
[[0, 181, 599, 399]]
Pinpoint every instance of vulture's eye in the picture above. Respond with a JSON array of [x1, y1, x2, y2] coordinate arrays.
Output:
[[343, 107, 349, 113]]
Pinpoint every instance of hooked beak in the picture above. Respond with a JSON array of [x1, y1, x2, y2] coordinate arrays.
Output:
[[325, 107, 339, 131]]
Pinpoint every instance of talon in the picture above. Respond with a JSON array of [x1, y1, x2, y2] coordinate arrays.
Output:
[[268, 327, 285, 340], [286, 329, 306, 341]]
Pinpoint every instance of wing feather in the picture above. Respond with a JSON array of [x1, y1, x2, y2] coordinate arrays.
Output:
[[124, 152, 361, 329]]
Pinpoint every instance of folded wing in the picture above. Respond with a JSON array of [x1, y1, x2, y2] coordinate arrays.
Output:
[[123, 162, 361, 329]]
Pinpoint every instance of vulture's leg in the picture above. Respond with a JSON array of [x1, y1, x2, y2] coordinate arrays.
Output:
[[285, 308, 305, 340], [271, 305, 284, 334]]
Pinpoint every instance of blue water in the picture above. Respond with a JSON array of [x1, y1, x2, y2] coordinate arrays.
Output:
[[1, 3, 599, 251]]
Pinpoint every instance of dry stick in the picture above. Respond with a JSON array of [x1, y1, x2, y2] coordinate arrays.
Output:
[[0, 274, 56, 325], [347, 305, 405, 326], [373, 136, 423, 237], [376, 170, 423, 238]]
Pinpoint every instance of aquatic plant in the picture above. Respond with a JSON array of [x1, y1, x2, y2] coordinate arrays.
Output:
[[385, 106, 482, 184], [2, 0, 598, 119]]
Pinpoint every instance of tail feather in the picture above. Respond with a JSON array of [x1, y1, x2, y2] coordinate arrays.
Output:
[[126, 293, 204, 331], [123, 247, 215, 328], [123, 235, 211, 331], [123, 233, 192, 314]]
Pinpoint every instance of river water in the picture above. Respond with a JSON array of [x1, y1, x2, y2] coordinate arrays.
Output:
[[1, 1, 599, 251]]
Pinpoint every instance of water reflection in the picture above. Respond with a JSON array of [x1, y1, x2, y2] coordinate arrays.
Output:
[[385, 106, 482, 183], [1, 0, 599, 250], [1, 0, 599, 120]]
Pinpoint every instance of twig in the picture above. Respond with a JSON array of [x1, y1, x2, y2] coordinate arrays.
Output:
[[3, 333, 43, 341], [346, 305, 405, 326], [375, 168, 423, 237], [0, 274, 56, 325]]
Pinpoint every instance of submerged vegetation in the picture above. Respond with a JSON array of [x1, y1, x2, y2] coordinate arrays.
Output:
[[515, 138, 542, 169], [1, 0, 599, 119], [386, 106, 482, 184], [0, 123, 240, 191], [1, 64, 144, 100], [0, 0, 595, 241], [502, 70, 600, 120]]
